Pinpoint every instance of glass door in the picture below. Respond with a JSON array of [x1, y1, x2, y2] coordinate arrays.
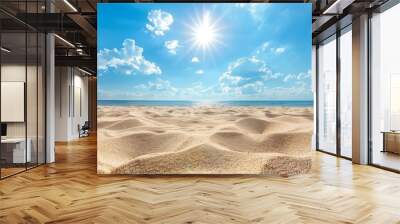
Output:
[[317, 35, 337, 154]]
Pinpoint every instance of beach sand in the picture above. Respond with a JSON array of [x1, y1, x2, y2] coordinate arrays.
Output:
[[97, 106, 313, 177]]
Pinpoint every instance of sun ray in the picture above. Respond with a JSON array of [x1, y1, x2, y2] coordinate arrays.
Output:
[[186, 10, 223, 53]]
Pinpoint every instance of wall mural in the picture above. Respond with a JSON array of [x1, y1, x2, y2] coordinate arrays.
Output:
[[97, 3, 313, 176]]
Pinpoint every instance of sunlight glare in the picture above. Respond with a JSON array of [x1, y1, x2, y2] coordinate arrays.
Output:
[[192, 12, 218, 49]]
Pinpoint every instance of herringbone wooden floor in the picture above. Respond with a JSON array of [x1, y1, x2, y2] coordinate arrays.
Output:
[[1, 135, 400, 224]]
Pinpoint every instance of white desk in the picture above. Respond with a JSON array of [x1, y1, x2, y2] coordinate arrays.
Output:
[[1, 138, 31, 163]]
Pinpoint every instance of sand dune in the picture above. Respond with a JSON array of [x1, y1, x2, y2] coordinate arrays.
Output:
[[236, 117, 291, 134], [98, 106, 313, 176], [104, 118, 144, 130]]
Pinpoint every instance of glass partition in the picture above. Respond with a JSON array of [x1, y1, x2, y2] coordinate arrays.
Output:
[[370, 3, 400, 171], [0, 1, 46, 179], [317, 35, 337, 154], [27, 30, 38, 169], [38, 32, 46, 165], [339, 26, 352, 158], [1, 30, 28, 177]]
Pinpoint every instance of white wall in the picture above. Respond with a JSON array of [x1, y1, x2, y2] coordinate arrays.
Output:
[[55, 67, 89, 141], [1, 65, 41, 138], [1, 65, 26, 139], [55, 67, 70, 141], [72, 73, 89, 138], [1, 63, 47, 164]]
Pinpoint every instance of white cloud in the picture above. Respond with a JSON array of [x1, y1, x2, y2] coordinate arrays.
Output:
[[164, 40, 180, 54], [195, 70, 204, 75], [272, 47, 286, 54], [235, 3, 269, 28], [216, 56, 312, 99], [260, 42, 270, 52], [99, 78, 180, 100], [296, 70, 311, 80], [134, 78, 178, 98], [147, 79, 177, 92], [241, 81, 264, 95], [179, 82, 215, 98], [98, 88, 150, 100], [191, 57, 200, 63], [256, 42, 287, 56], [275, 47, 286, 54], [146, 10, 173, 36], [100, 69, 312, 100], [283, 70, 311, 82], [260, 82, 313, 100], [122, 79, 215, 100], [98, 39, 161, 75], [283, 74, 295, 82], [272, 73, 284, 79], [218, 56, 272, 95], [255, 41, 270, 54]]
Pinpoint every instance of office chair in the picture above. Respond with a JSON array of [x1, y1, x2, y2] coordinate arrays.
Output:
[[79, 121, 90, 138]]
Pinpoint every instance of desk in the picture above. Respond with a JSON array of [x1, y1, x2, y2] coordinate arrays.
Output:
[[381, 131, 400, 154], [1, 138, 31, 163]]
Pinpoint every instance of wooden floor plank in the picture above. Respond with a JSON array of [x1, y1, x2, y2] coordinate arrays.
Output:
[[1, 135, 400, 223]]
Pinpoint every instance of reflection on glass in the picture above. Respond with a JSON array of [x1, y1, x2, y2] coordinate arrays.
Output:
[[318, 36, 337, 154], [38, 33, 46, 165], [390, 75, 400, 130], [371, 3, 400, 171], [0, 1, 47, 179], [340, 27, 352, 158], [1, 31, 27, 177], [27, 31, 38, 169]]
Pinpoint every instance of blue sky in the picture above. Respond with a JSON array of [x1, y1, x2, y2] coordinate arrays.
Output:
[[98, 3, 312, 101]]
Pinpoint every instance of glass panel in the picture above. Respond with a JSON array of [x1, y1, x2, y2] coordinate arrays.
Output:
[[0, 0, 46, 178], [38, 32, 45, 165], [340, 27, 352, 158], [317, 35, 337, 154], [1, 30, 27, 177], [27, 30, 38, 169], [26, 0, 39, 169], [371, 4, 400, 171]]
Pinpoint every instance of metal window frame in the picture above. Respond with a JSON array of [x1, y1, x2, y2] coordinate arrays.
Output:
[[315, 21, 353, 161], [315, 0, 400, 172]]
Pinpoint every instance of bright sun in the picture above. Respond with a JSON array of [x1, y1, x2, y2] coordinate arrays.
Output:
[[193, 12, 216, 48], [188, 11, 221, 51]]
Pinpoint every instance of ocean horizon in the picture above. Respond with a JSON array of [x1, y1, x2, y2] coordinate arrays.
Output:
[[98, 100, 313, 107]]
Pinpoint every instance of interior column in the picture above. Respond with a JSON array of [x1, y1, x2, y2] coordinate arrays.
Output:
[[352, 14, 369, 164]]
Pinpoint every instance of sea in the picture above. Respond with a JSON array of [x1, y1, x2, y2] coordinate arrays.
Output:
[[98, 100, 313, 107]]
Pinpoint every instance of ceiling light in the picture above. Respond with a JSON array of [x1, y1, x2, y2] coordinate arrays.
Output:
[[54, 34, 75, 48], [63, 0, 78, 12], [76, 48, 84, 55], [1, 47, 11, 53]]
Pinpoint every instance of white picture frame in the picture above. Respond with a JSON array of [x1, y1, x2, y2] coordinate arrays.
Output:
[[1, 81, 25, 122]]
